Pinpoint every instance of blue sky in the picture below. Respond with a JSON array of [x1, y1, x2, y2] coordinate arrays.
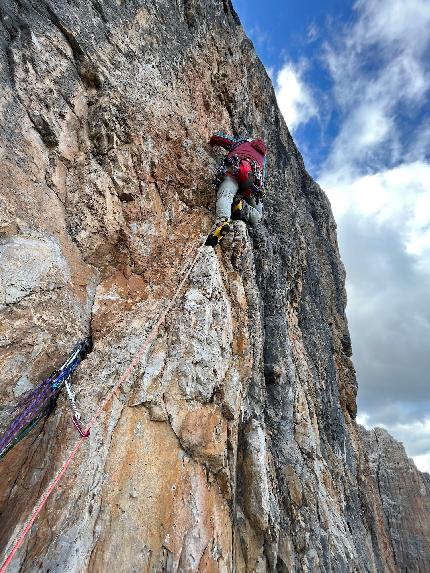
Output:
[[233, 0, 355, 172], [233, 0, 430, 472]]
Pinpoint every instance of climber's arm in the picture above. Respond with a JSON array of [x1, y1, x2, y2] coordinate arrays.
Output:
[[209, 131, 238, 150]]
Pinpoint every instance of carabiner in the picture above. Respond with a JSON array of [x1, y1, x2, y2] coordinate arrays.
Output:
[[72, 415, 90, 438]]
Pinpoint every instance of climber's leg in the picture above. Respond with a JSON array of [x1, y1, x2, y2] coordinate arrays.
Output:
[[205, 176, 239, 247], [215, 175, 239, 221], [241, 195, 263, 227]]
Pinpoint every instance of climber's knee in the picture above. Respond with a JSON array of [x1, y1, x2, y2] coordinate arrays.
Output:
[[248, 208, 262, 226], [242, 200, 263, 227]]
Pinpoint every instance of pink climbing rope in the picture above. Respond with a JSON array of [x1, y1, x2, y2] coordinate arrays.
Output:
[[0, 438, 86, 573], [0, 238, 204, 572]]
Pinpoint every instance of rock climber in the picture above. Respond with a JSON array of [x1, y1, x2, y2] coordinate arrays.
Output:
[[205, 131, 267, 246]]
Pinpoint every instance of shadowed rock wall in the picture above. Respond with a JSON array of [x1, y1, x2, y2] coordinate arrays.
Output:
[[0, 1, 429, 571]]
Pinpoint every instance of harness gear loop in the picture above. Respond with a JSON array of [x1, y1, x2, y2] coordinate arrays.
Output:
[[214, 154, 265, 202]]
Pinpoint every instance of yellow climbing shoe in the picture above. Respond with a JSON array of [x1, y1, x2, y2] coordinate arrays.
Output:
[[205, 219, 232, 247], [231, 199, 243, 220]]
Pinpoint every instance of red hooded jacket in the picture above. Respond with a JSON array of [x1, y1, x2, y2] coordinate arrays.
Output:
[[209, 133, 267, 171]]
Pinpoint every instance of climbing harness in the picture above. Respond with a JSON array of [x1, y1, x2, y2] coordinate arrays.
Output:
[[0, 338, 92, 460], [0, 236, 205, 573], [214, 154, 265, 201]]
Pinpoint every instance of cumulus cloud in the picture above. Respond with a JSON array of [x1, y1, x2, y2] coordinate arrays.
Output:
[[352, 0, 430, 52], [323, 1, 430, 174], [317, 0, 430, 472], [413, 453, 430, 474], [307, 23, 318, 43], [337, 210, 430, 414], [274, 62, 318, 132], [321, 162, 430, 260]]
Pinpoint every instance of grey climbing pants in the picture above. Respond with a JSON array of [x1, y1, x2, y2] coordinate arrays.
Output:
[[216, 176, 263, 226]]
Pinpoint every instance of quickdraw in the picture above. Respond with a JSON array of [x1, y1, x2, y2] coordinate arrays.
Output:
[[64, 379, 90, 438], [0, 337, 92, 459]]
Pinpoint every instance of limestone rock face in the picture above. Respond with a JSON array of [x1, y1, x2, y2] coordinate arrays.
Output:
[[360, 427, 430, 573], [0, 1, 429, 572]]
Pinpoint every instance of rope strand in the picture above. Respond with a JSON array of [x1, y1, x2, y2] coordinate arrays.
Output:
[[0, 237, 205, 572]]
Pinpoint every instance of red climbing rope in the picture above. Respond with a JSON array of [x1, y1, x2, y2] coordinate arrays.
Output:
[[0, 438, 86, 573], [0, 238, 204, 572]]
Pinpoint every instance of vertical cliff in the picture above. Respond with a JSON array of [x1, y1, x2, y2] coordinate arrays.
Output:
[[360, 428, 430, 573], [0, 1, 429, 571]]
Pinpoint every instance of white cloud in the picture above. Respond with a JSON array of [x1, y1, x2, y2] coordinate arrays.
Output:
[[356, 413, 370, 427], [408, 124, 430, 162], [307, 23, 318, 43], [322, 0, 430, 176], [321, 161, 430, 260], [413, 453, 430, 474], [316, 0, 430, 470], [388, 418, 430, 457], [353, 0, 430, 53], [274, 62, 318, 132]]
